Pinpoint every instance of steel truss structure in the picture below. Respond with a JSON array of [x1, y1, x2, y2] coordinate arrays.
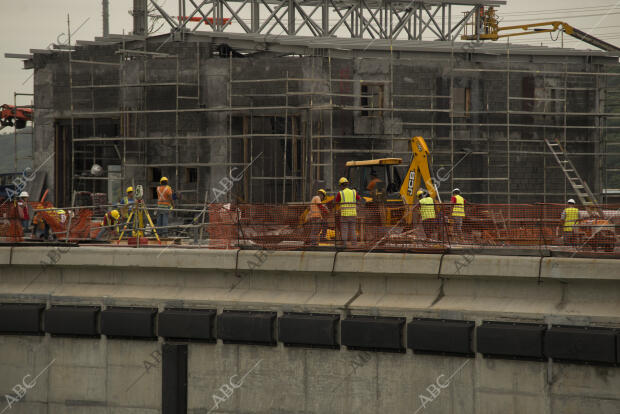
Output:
[[142, 0, 505, 40]]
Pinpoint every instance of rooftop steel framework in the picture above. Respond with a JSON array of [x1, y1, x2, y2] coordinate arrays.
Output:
[[141, 0, 505, 40]]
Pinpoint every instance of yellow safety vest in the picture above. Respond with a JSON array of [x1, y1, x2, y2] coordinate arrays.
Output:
[[452, 195, 465, 217], [563, 207, 579, 232], [419, 197, 436, 220], [120, 197, 135, 217], [339, 188, 357, 217]]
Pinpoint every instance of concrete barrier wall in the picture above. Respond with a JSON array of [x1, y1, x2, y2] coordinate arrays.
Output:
[[0, 246, 618, 413]]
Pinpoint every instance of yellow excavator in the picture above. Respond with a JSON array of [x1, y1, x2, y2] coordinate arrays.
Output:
[[305, 136, 440, 228], [461, 7, 620, 52], [343, 136, 440, 226]]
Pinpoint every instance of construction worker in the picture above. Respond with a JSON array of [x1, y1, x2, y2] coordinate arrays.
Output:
[[451, 188, 466, 238], [156, 177, 174, 238], [561, 199, 580, 246], [366, 171, 382, 192], [306, 189, 329, 246], [96, 209, 120, 241], [32, 210, 49, 240], [17, 191, 30, 235], [120, 186, 136, 219], [418, 190, 437, 239], [332, 177, 364, 248]]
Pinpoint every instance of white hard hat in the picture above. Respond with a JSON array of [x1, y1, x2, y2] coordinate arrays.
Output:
[[567, 199, 575, 204], [90, 163, 103, 176], [452, 188, 460, 193], [19, 191, 29, 198]]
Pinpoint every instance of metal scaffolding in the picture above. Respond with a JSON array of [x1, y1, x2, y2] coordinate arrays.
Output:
[[59, 35, 620, 209]]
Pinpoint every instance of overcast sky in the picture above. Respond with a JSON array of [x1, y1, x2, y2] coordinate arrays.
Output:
[[1, 0, 619, 106]]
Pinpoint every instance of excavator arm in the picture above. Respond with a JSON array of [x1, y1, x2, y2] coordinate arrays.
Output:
[[461, 7, 620, 52], [400, 136, 441, 205]]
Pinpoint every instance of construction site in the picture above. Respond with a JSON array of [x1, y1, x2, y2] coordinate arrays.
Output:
[[0, 0, 618, 253], [0, 0, 619, 413]]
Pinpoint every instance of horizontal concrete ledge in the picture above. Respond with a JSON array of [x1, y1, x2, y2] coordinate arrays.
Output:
[[0, 246, 618, 280]]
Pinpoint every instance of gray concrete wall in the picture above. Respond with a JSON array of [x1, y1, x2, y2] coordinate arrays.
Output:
[[31, 41, 615, 206], [0, 247, 618, 413]]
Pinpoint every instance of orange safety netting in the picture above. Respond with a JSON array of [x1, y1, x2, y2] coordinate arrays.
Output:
[[202, 202, 619, 254], [29, 202, 93, 241], [0, 200, 24, 242], [2, 201, 618, 254]]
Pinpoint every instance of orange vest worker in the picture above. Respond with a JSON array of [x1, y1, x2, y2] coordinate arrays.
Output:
[[157, 178, 173, 208]]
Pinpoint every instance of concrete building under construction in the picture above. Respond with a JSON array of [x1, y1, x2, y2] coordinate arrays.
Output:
[[13, 0, 620, 209]]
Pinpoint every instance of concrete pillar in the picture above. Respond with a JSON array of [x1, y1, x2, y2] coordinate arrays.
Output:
[[102, 0, 109, 37], [133, 0, 148, 36], [33, 65, 56, 203]]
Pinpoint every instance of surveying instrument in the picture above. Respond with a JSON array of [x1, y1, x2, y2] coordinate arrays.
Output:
[[117, 185, 160, 244]]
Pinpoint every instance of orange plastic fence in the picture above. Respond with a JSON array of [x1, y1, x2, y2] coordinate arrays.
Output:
[[2, 201, 617, 255], [0, 200, 24, 242], [203, 202, 619, 254], [0, 201, 94, 242]]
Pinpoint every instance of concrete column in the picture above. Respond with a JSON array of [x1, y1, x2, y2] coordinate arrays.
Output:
[[33, 65, 56, 203], [102, 0, 109, 37], [133, 0, 148, 36]]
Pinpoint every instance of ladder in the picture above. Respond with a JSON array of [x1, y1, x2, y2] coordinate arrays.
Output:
[[544, 138, 599, 206]]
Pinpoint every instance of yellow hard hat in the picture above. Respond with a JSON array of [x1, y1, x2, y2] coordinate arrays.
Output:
[[110, 210, 120, 220], [417, 190, 424, 197], [126, 186, 134, 193], [160, 177, 168, 183], [318, 189, 327, 196], [338, 177, 349, 185], [57, 210, 66, 215]]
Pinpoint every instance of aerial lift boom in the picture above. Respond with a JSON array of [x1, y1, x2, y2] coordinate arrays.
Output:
[[0, 104, 33, 132], [461, 7, 620, 52]]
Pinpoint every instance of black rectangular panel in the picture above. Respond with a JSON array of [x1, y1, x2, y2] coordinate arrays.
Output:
[[158, 309, 215, 341], [162, 343, 188, 414], [0, 303, 45, 335], [101, 307, 157, 339], [44, 306, 99, 337], [408, 319, 474, 356], [279, 313, 339, 348], [617, 332, 620, 366], [341, 316, 405, 352], [217, 311, 276, 345], [477, 322, 546, 360], [545, 325, 616, 364]]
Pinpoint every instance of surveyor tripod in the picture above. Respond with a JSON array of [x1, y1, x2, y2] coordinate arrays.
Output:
[[117, 185, 160, 243]]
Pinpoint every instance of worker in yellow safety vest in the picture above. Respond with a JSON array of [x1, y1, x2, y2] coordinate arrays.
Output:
[[450, 188, 466, 238], [418, 190, 437, 239], [157, 177, 174, 238], [561, 198, 580, 246], [96, 209, 120, 241], [119, 186, 136, 219], [332, 177, 363, 248]]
